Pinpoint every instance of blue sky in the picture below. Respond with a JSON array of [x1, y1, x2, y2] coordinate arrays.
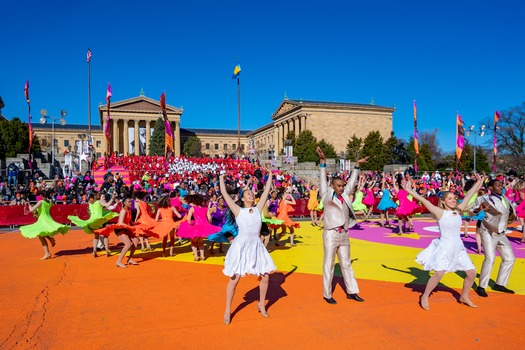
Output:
[[1, 0, 524, 153]]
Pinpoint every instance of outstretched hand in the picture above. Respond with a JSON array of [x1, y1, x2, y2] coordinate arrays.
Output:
[[316, 146, 326, 161], [401, 178, 412, 192]]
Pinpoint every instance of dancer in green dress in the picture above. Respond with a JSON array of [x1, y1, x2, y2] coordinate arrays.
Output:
[[20, 189, 69, 260], [68, 192, 118, 257]]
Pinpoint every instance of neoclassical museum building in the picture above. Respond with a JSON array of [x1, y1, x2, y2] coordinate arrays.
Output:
[[32, 93, 395, 160]]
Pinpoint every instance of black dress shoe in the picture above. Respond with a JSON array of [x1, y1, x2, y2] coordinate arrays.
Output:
[[323, 297, 337, 304], [347, 293, 365, 302], [492, 284, 515, 294], [476, 287, 488, 297]]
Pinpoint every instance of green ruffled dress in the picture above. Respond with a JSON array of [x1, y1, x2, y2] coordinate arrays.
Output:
[[68, 202, 119, 233], [20, 201, 70, 238]]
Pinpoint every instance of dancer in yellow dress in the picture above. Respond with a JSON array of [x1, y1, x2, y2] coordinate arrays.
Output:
[[307, 181, 320, 226]]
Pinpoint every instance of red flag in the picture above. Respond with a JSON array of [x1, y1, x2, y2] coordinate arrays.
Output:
[[87, 49, 92, 63], [104, 83, 112, 151]]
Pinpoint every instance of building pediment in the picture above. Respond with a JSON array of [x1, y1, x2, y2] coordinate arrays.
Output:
[[99, 96, 183, 114], [271, 100, 300, 120]]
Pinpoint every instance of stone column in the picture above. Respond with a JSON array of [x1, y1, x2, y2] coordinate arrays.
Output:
[[102, 118, 108, 155], [294, 117, 300, 136], [146, 120, 151, 156], [112, 118, 119, 154], [175, 121, 181, 156], [123, 119, 129, 155], [134, 119, 140, 155]]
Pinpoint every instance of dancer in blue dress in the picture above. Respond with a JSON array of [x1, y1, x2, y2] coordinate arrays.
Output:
[[376, 173, 398, 227]]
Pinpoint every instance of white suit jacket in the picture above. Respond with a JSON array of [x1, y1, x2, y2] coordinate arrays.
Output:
[[319, 166, 360, 230]]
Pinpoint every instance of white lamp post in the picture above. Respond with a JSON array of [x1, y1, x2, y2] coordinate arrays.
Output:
[[40, 109, 67, 170], [466, 124, 485, 172]]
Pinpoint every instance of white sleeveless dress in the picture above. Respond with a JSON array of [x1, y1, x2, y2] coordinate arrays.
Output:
[[223, 207, 276, 277], [416, 210, 475, 272]]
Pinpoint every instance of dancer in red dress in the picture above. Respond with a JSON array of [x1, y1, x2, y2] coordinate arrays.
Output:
[[275, 188, 300, 247], [95, 196, 139, 268]]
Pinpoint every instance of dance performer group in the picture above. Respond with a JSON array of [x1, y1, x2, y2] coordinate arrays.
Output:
[[18, 150, 519, 324]]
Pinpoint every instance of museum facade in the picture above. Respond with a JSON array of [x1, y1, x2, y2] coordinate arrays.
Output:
[[32, 95, 394, 160]]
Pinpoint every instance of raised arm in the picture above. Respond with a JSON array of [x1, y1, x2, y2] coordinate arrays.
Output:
[[29, 200, 43, 213], [256, 169, 273, 213], [456, 173, 485, 212], [220, 174, 240, 217], [402, 178, 443, 219], [316, 146, 329, 197]]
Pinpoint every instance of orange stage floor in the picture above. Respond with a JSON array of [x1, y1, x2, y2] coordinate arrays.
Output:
[[1, 219, 524, 349]]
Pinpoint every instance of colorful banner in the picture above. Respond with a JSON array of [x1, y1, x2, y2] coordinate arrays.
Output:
[[413, 100, 419, 172], [493, 110, 500, 173], [105, 83, 112, 152], [86, 48, 92, 63], [456, 113, 465, 161], [160, 92, 174, 156], [232, 64, 241, 79], [24, 81, 33, 166]]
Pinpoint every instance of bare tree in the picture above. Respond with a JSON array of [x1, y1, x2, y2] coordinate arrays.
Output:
[[419, 129, 444, 163]]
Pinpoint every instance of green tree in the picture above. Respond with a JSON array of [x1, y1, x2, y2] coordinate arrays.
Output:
[[407, 138, 434, 171], [149, 118, 165, 156], [183, 136, 202, 157], [345, 135, 363, 161], [0, 117, 31, 158], [383, 133, 400, 164], [317, 139, 337, 159], [361, 131, 385, 171], [294, 130, 318, 163], [284, 130, 296, 147]]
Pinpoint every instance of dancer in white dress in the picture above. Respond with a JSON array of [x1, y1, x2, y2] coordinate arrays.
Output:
[[401, 173, 485, 311], [220, 169, 275, 325]]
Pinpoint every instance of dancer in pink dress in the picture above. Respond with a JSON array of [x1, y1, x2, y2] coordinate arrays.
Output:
[[394, 174, 419, 235], [362, 179, 377, 222], [177, 194, 221, 261], [513, 179, 525, 243]]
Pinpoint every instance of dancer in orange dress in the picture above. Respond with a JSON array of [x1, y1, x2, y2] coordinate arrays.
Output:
[[133, 191, 160, 251], [153, 195, 183, 257], [95, 196, 139, 268], [275, 187, 300, 247]]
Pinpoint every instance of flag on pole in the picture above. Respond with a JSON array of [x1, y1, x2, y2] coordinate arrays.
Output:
[[413, 100, 419, 172], [24, 80, 33, 152], [232, 64, 241, 79], [493, 110, 500, 173], [456, 113, 465, 161], [87, 49, 92, 63], [160, 92, 174, 156], [104, 83, 112, 151]]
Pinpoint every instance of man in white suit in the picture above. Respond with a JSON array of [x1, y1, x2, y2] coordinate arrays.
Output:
[[317, 146, 368, 304], [473, 179, 516, 297]]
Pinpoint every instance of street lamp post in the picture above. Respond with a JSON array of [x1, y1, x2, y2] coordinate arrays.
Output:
[[466, 124, 485, 172], [40, 109, 67, 174]]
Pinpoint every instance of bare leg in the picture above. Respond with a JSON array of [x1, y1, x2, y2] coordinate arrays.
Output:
[[310, 210, 316, 225], [459, 269, 477, 307], [198, 238, 205, 260], [191, 238, 199, 260], [116, 234, 132, 268], [258, 273, 270, 317], [162, 236, 168, 257], [475, 230, 483, 254], [520, 218, 525, 243], [218, 242, 224, 253], [128, 237, 139, 265], [139, 237, 146, 251], [224, 274, 241, 324], [420, 270, 445, 310], [261, 235, 269, 247], [385, 212, 390, 226], [209, 242, 216, 255], [289, 227, 295, 246], [102, 236, 110, 256], [168, 230, 175, 257], [38, 236, 52, 260], [92, 233, 100, 257], [463, 220, 469, 238], [397, 218, 403, 235], [275, 225, 285, 246]]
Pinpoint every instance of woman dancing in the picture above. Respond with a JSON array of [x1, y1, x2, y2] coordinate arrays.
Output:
[[402, 173, 485, 310], [133, 191, 160, 251], [68, 191, 118, 257], [153, 195, 183, 257], [275, 187, 300, 247], [362, 179, 377, 222], [177, 194, 221, 261], [306, 182, 320, 226], [208, 196, 229, 254], [220, 169, 275, 325], [376, 173, 397, 227], [394, 174, 418, 234], [95, 196, 139, 267], [20, 189, 70, 260]]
